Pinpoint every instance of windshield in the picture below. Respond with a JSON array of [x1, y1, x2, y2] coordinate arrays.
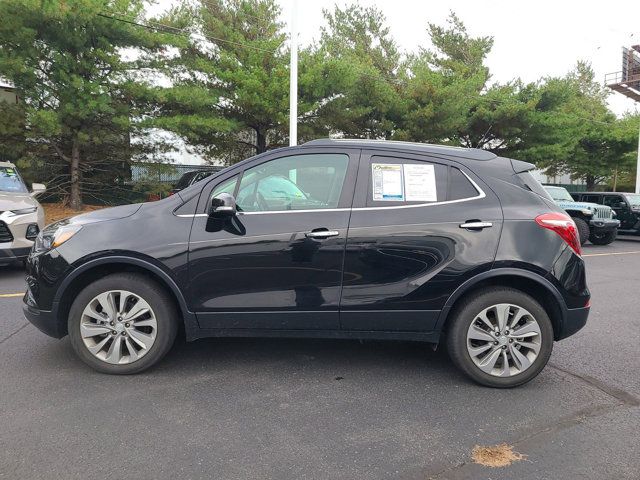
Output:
[[544, 186, 574, 202], [0, 166, 28, 193], [624, 193, 640, 208]]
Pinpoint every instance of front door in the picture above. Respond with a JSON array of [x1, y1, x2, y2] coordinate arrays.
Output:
[[187, 149, 359, 330], [340, 151, 503, 332], [603, 194, 634, 229]]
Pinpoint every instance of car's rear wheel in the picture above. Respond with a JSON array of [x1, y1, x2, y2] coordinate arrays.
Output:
[[446, 288, 554, 388], [572, 217, 590, 246], [68, 273, 178, 374], [589, 229, 617, 245]]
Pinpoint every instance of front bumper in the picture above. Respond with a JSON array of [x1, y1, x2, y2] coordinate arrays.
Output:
[[22, 300, 66, 338], [589, 218, 620, 232], [0, 246, 31, 265]]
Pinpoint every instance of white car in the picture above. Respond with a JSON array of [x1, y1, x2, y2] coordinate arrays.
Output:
[[0, 161, 46, 266]]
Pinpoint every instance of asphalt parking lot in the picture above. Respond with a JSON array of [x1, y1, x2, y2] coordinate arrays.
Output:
[[1, 240, 639, 480]]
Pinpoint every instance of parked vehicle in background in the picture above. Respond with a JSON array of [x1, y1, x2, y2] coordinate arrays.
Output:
[[23, 140, 590, 388], [0, 162, 46, 266], [170, 168, 222, 195], [544, 186, 619, 245], [572, 192, 640, 235]]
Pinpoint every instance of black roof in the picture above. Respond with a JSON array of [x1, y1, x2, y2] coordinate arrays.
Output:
[[304, 139, 497, 161]]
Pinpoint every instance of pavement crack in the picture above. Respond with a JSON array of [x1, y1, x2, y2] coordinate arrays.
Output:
[[549, 362, 640, 407], [0, 322, 30, 346]]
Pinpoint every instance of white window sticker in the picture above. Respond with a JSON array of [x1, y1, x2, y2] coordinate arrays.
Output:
[[403, 163, 437, 201], [372, 164, 404, 201]]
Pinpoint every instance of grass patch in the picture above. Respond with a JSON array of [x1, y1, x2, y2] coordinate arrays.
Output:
[[471, 443, 525, 468]]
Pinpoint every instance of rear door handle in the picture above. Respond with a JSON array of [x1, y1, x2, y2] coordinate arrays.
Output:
[[459, 221, 493, 230], [305, 229, 340, 239]]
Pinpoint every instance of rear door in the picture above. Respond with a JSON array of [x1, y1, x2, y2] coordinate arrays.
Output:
[[340, 150, 503, 332], [187, 148, 359, 330]]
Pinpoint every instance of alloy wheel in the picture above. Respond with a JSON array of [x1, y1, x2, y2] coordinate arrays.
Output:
[[466, 303, 542, 377], [79, 290, 158, 365]]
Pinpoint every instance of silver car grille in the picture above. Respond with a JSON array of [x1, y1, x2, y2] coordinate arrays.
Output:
[[594, 206, 613, 219]]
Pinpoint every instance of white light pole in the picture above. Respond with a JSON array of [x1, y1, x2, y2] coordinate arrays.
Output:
[[289, 0, 298, 146]]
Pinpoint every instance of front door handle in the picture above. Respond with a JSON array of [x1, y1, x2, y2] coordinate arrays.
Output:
[[459, 221, 493, 230], [305, 229, 340, 239]]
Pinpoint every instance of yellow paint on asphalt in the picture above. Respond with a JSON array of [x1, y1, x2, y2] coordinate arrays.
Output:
[[583, 250, 640, 258], [0, 293, 24, 298]]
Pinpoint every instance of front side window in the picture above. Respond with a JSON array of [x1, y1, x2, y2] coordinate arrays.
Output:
[[624, 194, 640, 208], [236, 154, 349, 212], [603, 195, 623, 207], [0, 165, 28, 193]]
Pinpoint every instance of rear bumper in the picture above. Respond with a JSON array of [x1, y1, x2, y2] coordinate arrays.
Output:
[[22, 300, 65, 339], [557, 306, 590, 340], [0, 246, 31, 265], [589, 218, 619, 232]]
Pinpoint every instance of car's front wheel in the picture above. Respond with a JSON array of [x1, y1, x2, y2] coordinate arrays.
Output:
[[68, 273, 178, 374], [446, 288, 554, 388]]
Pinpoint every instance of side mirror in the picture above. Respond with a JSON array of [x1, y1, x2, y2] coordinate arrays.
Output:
[[209, 192, 237, 218], [617, 201, 628, 209], [31, 183, 46, 196]]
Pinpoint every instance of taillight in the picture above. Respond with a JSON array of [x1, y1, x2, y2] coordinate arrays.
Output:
[[535, 212, 582, 256]]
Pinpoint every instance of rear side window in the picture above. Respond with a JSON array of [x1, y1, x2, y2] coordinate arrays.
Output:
[[449, 167, 478, 200], [367, 157, 448, 206], [516, 172, 553, 201]]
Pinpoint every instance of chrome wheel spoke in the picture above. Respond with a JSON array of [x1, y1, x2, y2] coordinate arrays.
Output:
[[477, 348, 502, 373], [105, 336, 123, 363], [510, 321, 541, 339], [517, 341, 541, 354], [468, 343, 493, 358], [468, 325, 495, 342], [80, 290, 157, 365], [495, 304, 510, 332], [467, 303, 542, 377], [128, 328, 154, 350], [87, 335, 110, 355], [80, 323, 112, 338], [124, 338, 139, 362]]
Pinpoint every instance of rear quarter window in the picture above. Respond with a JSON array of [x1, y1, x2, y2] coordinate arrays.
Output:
[[516, 172, 553, 201]]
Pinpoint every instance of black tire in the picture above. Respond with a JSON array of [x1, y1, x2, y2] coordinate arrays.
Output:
[[68, 273, 179, 374], [589, 229, 617, 245], [446, 287, 554, 388], [572, 217, 590, 246]]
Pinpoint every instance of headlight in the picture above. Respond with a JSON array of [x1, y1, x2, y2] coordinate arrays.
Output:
[[8, 206, 37, 216], [33, 224, 82, 253], [580, 209, 593, 216]]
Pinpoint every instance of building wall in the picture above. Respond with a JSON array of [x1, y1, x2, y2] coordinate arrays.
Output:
[[0, 86, 18, 104]]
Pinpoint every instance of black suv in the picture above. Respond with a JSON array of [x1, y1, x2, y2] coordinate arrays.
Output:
[[573, 191, 640, 235], [170, 168, 222, 195], [23, 140, 590, 387]]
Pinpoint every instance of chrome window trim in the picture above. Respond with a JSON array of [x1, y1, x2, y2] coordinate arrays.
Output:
[[175, 171, 485, 218]]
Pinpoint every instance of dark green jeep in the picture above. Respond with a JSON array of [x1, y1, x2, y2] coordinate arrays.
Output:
[[573, 192, 640, 235]]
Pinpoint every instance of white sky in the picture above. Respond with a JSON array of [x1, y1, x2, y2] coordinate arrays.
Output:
[[278, 0, 640, 116]]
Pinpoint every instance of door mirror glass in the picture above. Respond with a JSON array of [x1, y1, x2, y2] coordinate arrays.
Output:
[[209, 193, 237, 217], [618, 201, 628, 209]]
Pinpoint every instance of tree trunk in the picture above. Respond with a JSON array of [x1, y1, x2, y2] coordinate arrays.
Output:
[[585, 175, 596, 192], [68, 139, 82, 210], [256, 129, 267, 154]]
